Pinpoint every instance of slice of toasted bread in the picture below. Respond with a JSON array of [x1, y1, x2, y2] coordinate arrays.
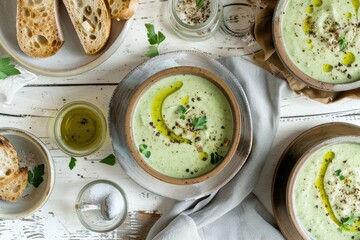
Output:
[[62, 0, 111, 54], [16, 0, 64, 58], [0, 168, 28, 202], [106, 0, 139, 20], [0, 136, 19, 186]]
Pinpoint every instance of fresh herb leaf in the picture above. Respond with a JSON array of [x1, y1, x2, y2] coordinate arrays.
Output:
[[69, 157, 77, 170], [144, 151, 151, 158], [335, 169, 341, 176], [27, 164, 45, 188], [210, 152, 223, 165], [340, 175, 345, 180], [99, 154, 116, 166], [196, 0, 205, 8], [139, 144, 148, 153], [193, 116, 207, 130], [339, 213, 359, 231], [146, 46, 159, 58], [177, 105, 186, 120], [145, 23, 166, 58], [339, 36, 348, 51], [0, 57, 20, 79]]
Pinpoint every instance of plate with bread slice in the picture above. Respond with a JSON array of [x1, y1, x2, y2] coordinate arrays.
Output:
[[0, 0, 138, 77], [0, 128, 54, 219]]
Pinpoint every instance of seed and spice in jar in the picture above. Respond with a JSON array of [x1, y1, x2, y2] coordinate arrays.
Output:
[[168, 0, 223, 40]]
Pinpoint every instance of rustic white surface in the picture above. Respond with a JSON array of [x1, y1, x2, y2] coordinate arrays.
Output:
[[1, 0, 360, 239]]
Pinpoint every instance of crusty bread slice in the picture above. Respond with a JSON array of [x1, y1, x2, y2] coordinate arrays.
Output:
[[106, 0, 139, 20], [0, 168, 28, 202], [0, 136, 19, 186], [62, 0, 111, 54], [16, 0, 64, 58]]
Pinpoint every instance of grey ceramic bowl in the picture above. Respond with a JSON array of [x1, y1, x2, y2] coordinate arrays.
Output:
[[0, 1, 131, 77], [0, 128, 55, 219]]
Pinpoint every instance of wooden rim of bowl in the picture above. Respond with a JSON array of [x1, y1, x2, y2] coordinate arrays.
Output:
[[124, 66, 241, 185], [285, 136, 360, 239], [272, 0, 360, 92]]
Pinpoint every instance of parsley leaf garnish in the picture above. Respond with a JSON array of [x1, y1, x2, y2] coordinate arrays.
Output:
[[335, 169, 341, 176], [145, 23, 166, 58], [177, 105, 186, 120], [339, 36, 348, 51], [69, 157, 77, 170], [193, 116, 207, 130], [210, 152, 223, 165], [338, 213, 359, 231], [99, 154, 116, 166], [139, 144, 151, 158], [0, 57, 20, 79], [27, 164, 45, 188], [196, 0, 205, 8]]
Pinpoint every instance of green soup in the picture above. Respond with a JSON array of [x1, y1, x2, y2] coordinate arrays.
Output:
[[132, 74, 234, 179], [294, 142, 360, 239], [282, 0, 360, 83]]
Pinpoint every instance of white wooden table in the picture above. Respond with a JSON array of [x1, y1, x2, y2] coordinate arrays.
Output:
[[1, 0, 360, 239]]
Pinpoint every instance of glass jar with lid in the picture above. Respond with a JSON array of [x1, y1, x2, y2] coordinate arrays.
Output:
[[168, 0, 223, 41]]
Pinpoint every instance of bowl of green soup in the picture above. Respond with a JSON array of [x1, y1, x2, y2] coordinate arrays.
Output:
[[286, 135, 360, 239], [273, 0, 360, 91], [124, 66, 241, 185]]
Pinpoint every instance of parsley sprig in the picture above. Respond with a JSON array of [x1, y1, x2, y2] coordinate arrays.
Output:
[[99, 154, 116, 166], [338, 36, 348, 51], [27, 164, 45, 188], [0, 57, 20, 79], [145, 23, 166, 58], [338, 213, 359, 231], [177, 105, 187, 120], [192, 116, 207, 130]]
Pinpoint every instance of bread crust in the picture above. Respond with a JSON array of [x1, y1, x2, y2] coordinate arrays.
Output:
[[0, 168, 28, 202], [16, 0, 64, 58], [107, 0, 139, 20], [62, 0, 112, 54], [0, 136, 20, 186]]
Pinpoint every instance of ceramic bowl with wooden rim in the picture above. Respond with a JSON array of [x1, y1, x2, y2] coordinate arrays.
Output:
[[286, 135, 360, 239], [124, 66, 241, 185], [273, 0, 360, 91]]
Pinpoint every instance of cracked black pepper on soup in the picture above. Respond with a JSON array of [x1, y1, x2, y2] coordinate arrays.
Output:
[[281, 0, 360, 83], [132, 74, 233, 178]]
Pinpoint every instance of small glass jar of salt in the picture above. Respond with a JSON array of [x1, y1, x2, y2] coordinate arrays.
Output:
[[75, 180, 128, 232], [168, 0, 223, 40]]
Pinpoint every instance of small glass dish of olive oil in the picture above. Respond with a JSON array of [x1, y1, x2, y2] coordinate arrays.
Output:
[[53, 101, 107, 157]]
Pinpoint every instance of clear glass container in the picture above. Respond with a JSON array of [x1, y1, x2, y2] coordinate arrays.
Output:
[[53, 101, 107, 157], [168, 0, 223, 41], [75, 180, 128, 232]]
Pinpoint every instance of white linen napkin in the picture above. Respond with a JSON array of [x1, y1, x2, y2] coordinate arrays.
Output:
[[146, 56, 291, 239]]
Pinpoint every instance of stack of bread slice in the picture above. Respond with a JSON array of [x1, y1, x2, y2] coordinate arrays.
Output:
[[0, 136, 28, 202], [16, 0, 139, 57]]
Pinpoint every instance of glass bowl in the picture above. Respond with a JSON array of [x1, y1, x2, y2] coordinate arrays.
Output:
[[53, 101, 107, 157], [75, 180, 128, 232], [168, 0, 223, 41]]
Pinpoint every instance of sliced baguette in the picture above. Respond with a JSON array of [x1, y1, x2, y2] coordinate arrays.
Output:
[[16, 0, 64, 58], [0, 136, 19, 186], [106, 0, 139, 20], [0, 168, 28, 202], [62, 0, 111, 54]]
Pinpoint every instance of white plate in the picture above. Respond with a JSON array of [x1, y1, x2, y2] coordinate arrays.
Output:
[[109, 51, 253, 201], [0, 1, 131, 77], [0, 128, 55, 219]]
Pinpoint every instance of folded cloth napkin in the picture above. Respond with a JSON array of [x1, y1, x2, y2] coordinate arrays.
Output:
[[251, 0, 360, 103], [146, 56, 291, 239], [0, 65, 38, 105]]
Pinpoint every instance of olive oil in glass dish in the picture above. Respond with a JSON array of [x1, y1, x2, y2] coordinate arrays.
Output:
[[53, 101, 107, 157]]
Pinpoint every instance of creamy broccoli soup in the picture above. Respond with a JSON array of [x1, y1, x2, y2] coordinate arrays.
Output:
[[132, 74, 233, 179], [293, 142, 360, 239], [282, 0, 360, 83]]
